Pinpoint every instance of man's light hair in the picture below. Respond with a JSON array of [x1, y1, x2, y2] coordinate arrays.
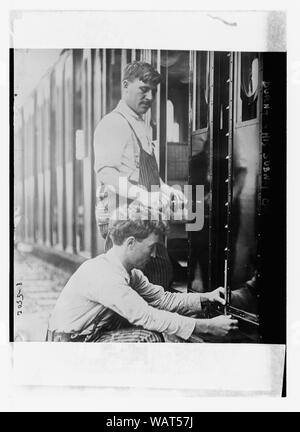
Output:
[[123, 61, 161, 86], [108, 203, 168, 246]]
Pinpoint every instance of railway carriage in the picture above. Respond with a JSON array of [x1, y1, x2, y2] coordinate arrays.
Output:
[[14, 48, 286, 342]]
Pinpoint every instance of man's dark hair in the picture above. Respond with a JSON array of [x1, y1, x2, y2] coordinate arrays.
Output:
[[123, 61, 161, 86], [108, 203, 168, 246]]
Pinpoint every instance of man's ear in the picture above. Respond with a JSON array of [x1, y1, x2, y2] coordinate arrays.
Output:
[[125, 236, 136, 249], [122, 79, 129, 90]]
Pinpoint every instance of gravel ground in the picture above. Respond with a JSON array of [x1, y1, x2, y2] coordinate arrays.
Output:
[[14, 246, 72, 341]]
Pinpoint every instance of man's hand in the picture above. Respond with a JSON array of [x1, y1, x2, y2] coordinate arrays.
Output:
[[171, 187, 188, 206], [161, 183, 187, 205], [131, 183, 187, 213], [194, 315, 239, 338], [150, 191, 170, 209], [130, 186, 170, 210], [207, 315, 239, 337], [201, 286, 226, 306]]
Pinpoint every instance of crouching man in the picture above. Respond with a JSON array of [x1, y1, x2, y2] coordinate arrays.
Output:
[[46, 204, 238, 342]]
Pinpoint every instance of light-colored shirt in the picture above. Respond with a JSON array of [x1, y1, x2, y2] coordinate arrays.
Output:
[[48, 249, 202, 340], [93, 100, 154, 191]]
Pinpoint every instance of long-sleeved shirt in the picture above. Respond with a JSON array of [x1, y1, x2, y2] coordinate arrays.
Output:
[[48, 249, 202, 340]]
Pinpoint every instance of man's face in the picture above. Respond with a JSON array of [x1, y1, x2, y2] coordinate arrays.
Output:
[[123, 78, 157, 116], [127, 233, 159, 270]]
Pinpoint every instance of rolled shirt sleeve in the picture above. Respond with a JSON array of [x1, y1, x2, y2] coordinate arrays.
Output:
[[86, 269, 196, 340], [94, 113, 128, 172], [94, 112, 139, 192], [131, 269, 202, 315]]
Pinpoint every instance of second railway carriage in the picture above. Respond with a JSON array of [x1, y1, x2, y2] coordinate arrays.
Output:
[[14, 48, 286, 343]]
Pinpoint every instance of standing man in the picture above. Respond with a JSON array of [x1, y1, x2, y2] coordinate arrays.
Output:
[[94, 61, 186, 290]]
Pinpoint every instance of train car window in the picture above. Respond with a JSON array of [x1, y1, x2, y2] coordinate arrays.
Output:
[[165, 50, 189, 185], [240, 52, 259, 122], [106, 49, 122, 112], [195, 51, 209, 130]]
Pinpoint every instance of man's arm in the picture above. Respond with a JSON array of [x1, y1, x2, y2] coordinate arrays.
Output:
[[126, 271, 239, 339], [94, 113, 138, 196], [131, 269, 201, 315], [131, 270, 225, 315], [87, 270, 196, 340], [193, 315, 239, 338], [94, 115, 127, 174]]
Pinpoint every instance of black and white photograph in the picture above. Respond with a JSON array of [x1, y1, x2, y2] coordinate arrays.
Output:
[[14, 46, 285, 346], [4, 6, 297, 408]]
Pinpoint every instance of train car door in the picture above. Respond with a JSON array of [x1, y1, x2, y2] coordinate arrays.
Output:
[[189, 51, 213, 293], [189, 51, 233, 295], [189, 51, 261, 333], [230, 52, 262, 317], [210, 51, 234, 298], [159, 50, 191, 291]]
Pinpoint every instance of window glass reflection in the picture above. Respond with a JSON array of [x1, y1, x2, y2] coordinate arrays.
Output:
[[196, 52, 209, 130], [241, 52, 259, 122]]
